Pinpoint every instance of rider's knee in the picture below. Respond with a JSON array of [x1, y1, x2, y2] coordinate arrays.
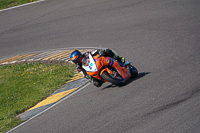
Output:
[[92, 78, 104, 87]]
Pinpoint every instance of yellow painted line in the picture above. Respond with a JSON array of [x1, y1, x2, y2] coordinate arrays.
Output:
[[41, 50, 65, 60], [27, 87, 79, 111], [44, 50, 68, 60], [67, 72, 84, 83], [42, 50, 72, 60], [0, 53, 36, 64], [17, 53, 37, 61], [0, 48, 94, 64], [27, 70, 86, 112], [52, 50, 74, 60], [42, 49, 90, 60], [0, 55, 22, 64]]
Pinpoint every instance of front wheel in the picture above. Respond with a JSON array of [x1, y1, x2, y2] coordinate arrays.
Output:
[[129, 65, 138, 78], [101, 71, 126, 86]]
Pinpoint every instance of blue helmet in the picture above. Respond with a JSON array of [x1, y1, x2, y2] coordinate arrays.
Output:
[[70, 50, 83, 64]]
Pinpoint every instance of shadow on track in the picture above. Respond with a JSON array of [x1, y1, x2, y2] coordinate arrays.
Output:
[[101, 72, 151, 90]]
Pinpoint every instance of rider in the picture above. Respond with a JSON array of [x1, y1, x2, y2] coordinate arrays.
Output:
[[70, 49, 125, 87]]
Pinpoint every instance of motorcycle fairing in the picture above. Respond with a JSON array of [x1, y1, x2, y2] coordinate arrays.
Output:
[[83, 53, 131, 82], [82, 53, 98, 72], [100, 57, 131, 81]]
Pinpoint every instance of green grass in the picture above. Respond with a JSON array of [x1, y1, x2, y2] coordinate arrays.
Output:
[[0, 0, 38, 10], [0, 63, 75, 133]]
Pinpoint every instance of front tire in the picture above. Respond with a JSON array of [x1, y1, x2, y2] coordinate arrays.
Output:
[[129, 65, 138, 78], [101, 71, 126, 86]]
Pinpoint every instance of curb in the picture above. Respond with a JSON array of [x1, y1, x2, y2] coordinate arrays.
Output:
[[17, 78, 89, 120], [0, 47, 107, 120], [0, 47, 96, 66]]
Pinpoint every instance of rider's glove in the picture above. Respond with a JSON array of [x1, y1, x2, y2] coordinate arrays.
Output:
[[76, 64, 82, 72]]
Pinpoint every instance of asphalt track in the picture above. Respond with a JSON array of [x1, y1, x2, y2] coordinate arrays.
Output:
[[1, 0, 200, 133]]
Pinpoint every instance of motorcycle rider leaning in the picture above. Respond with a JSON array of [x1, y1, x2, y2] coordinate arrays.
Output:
[[70, 49, 125, 87]]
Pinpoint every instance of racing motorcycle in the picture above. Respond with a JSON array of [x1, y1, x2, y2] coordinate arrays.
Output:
[[82, 52, 138, 86]]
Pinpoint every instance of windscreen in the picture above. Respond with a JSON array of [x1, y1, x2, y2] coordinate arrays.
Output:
[[82, 56, 90, 66]]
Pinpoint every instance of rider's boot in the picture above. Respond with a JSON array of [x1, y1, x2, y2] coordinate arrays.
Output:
[[102, 48, 125, 66], [113, 55, 125, 66]]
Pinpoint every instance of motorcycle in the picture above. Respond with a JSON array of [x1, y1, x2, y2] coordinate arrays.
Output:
[[82, 52, 138, 86]]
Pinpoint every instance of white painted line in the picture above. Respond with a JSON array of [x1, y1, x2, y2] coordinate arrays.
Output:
[[2, 62, 8, 65], [10, 61, 17, 64], [7, 82, 91, 133], [0, 0, 45, 12]]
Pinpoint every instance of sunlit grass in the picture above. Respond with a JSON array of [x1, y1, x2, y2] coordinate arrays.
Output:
[[0, 63, 75, 133], [0, 0, 38, 10]]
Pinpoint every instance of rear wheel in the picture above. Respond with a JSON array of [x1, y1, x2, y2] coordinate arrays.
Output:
[[101, 71, 126, 86]]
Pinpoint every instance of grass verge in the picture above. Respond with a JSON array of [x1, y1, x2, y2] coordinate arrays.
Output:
[[0, 63, 75, 133], [0, 0, 38, 10]]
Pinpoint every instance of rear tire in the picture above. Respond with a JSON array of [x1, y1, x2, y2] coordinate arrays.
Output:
[[101, 71, 126, 86]]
